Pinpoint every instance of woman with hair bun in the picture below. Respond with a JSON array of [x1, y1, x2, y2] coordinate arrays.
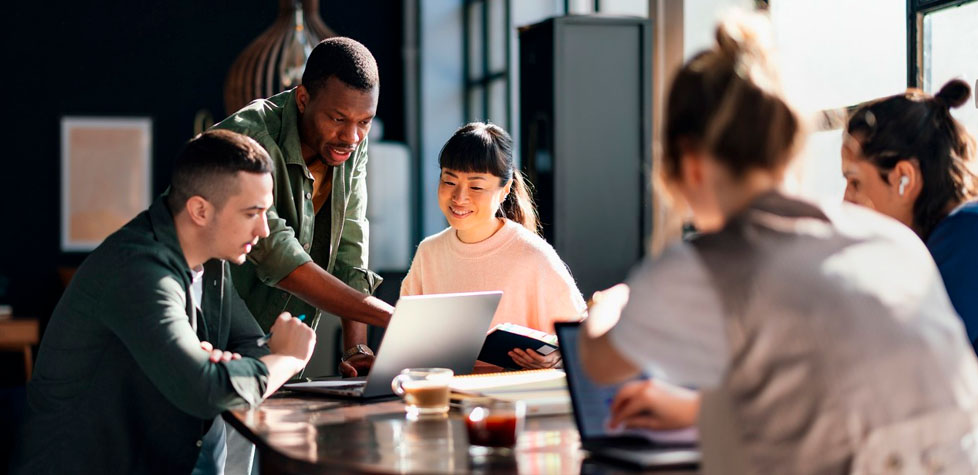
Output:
[[842, 79, 978, 349], [401, 122, 586, 369], [578, 12, 978, 473]]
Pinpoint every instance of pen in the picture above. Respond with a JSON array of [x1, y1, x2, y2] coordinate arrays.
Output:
[[256, 314, 305, 347]]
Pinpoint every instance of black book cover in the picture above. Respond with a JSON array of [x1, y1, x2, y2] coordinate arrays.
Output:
[[477, 328, 558, 370]]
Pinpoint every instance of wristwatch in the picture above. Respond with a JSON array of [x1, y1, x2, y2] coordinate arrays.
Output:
[[341, 344, 374, 362]]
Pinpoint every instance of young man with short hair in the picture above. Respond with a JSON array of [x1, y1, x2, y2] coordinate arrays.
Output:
[[13, 130, 316, 474]]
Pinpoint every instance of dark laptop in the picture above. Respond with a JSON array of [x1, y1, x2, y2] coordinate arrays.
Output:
[[554, 321, 700, 469]]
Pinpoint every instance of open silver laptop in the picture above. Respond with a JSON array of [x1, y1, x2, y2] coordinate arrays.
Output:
[[285, 291, 502, 398]]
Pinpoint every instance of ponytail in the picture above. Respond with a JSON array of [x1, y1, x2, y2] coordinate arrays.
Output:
[[664, 11, 801, 180], [498, 170, 540, 235]]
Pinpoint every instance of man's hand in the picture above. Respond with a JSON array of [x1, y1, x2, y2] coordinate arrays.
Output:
[[267, 312, 316, 370], [338, 353, 374, 378], [609, 379, 700, 431], [200, 341, 241, 363], [509, 348, 561, 369], [257, 313, 317, 399]]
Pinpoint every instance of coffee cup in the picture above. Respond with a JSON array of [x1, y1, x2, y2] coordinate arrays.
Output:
[[391, 368, 454, 418]]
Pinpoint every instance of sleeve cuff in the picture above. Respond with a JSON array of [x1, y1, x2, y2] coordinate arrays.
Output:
[[225, 358, 270, 407], [250, 240, 313, 286], [334, 266, 383, 295]]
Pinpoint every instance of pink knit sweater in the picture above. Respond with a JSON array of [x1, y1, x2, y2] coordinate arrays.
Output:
[[401, 220, 587, 333]]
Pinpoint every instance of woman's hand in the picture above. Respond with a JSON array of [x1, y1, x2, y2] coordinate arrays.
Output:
[[509, 348, 561, 369], [609, 379, 700, 431]]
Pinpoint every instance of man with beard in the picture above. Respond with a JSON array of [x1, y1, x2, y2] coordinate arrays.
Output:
[[215, 37, 392, 379]]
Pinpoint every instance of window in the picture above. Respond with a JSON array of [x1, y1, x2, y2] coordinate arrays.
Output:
[[563, 0, 648, 15], [464, 0, 649, 130], [464, 0, 510, 126], [684, 0, 755, 59], [920, 0, 978, 139], [592, 0, 649, 16], [770, 0, 907, 202]]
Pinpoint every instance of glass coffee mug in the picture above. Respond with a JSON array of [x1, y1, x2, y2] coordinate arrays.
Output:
[[391, 368, 454, 418]]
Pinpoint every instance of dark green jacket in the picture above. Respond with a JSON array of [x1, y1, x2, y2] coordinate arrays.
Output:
[[214, 88, 381, 332], [14, 196, 270, 475]]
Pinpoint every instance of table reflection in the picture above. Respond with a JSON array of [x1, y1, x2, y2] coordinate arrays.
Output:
[[225, 392, 687, 474]]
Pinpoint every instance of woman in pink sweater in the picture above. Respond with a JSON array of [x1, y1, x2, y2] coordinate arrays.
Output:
[[401, 122, 586, 369]]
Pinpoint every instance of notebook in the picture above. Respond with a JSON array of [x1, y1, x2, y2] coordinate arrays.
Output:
[[477, 323, 559, 369], [450, 369, 571, 416]]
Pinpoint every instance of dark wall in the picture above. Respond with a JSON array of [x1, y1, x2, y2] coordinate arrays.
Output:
[[0, 1, 404, 379]]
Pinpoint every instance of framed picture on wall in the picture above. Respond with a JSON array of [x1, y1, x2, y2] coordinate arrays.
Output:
[[61, 117, 152, 252]]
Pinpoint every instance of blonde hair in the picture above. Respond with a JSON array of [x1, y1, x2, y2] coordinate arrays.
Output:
[[663, 12, 802, 181]]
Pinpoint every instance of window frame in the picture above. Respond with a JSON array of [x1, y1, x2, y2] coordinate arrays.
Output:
[[462, 0, 512, 126], [462, 0, 636, 128], [908, 0, 976, 88], [763, 0, 976, 132]]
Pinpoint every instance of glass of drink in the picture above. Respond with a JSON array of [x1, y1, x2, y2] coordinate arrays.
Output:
[[463, 398, 525, 454], [391, 368, 454, 419]]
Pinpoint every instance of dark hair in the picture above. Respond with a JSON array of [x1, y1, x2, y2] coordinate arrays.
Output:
[[846, 79, 978, 239], [302, 37, 379, 96], [167, 129, 273, 212], [664, 14, 801, 181], [439, 122, 540, 234]]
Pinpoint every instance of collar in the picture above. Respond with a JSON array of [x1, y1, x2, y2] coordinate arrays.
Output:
[[447, 219, 521, 259], [277, 88, 308, 168], [746, 190, 829, 222]]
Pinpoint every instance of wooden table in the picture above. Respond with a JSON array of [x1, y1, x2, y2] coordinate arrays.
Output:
[[0, 317, 39, 381], [224, 392, 696, 474]]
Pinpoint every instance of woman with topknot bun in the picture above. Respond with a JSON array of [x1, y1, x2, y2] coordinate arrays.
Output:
[[579, 11, 978, 473], [842, 78, 978, 350]]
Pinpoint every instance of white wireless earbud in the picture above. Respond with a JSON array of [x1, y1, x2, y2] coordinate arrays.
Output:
[[898, 175, 909, 196]]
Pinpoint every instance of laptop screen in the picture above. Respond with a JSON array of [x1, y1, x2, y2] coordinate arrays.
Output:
[[554, 321, 644, 440], [556, 321, 699, 447]]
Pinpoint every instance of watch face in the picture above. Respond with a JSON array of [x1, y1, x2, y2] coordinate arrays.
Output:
[[342, 344, 373, 361]]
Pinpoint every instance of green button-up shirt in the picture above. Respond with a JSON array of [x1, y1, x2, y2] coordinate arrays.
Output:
[[15, 195, 270, 475], [214, 88, 381, 332]]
